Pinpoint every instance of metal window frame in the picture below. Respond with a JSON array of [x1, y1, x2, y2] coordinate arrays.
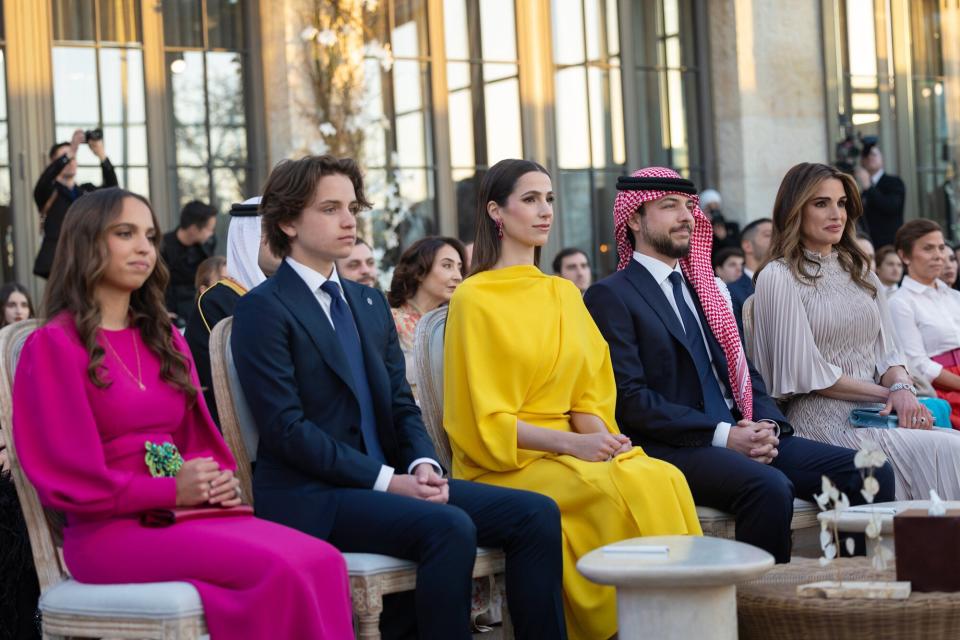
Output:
[[50, 1, 147, 196]]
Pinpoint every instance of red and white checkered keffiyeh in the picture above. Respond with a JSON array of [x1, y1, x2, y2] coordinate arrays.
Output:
[[614, 167, 753, 420]]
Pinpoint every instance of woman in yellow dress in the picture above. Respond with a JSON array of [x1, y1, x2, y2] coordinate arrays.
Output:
[[443, 159, 702, 640]]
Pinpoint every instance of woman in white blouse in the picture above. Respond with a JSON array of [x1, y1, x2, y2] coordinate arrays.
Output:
[[888, 219, 960, 428], [751, 162, 960, 500]]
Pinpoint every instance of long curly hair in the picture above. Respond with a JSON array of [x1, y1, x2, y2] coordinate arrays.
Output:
[[757, 162, 876, 297], [387, 236, 466, 308], [41, 188, 197, 398]]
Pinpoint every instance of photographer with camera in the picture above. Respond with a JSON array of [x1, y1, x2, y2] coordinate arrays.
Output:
[[32, 128, 117, 278]]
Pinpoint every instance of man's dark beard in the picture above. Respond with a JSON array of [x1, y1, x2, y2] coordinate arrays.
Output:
[[642, 218, 692, 259]]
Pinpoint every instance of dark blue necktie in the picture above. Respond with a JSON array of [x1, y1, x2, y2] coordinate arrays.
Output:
[[319, 280, 387, 463], [668, 272, 734, 422]]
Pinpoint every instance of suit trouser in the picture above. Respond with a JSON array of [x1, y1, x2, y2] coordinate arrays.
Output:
[[643, 435, 896, 562], [324, 479, 567, 640]]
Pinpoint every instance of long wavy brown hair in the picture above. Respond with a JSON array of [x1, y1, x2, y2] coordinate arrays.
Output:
[[757, 162, 876, 296], [42, 188, 197, 398]]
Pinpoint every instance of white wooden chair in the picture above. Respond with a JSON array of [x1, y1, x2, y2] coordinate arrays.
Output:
[[0, 320, 207, 640], [209, 317, 508, 640], [412, 306, 820, 546]]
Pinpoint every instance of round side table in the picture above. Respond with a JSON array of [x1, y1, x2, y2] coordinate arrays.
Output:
[[577, 535, 774, 640]]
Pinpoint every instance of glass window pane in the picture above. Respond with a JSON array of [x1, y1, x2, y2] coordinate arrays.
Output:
[[480, 0, 516, 60], [99, 49, 145, 124], [584, 0, 602, 61], [552, 0, 585, 65], [846, 0, 878, 78], [207, 0, 245, 50], [610, 65, 625, 164], [99, 0, 141, 43], [126, 167, 150, 199], [447, 61, 471, 91], [163, 0, 204, 48], [454, 171, 481, 239], [169, 51, 206, 125], [206, 52, 246, 127], [52, 0, 96, 42], [392, 5, 426, 59], [0, 123, 6, 166], [483, 62, 516, 83], [605, 0, 620, 57], [395, 112, 426, 166], [175, 125, 209, 165], [75, 167, 102, 184], [587, 67, 607, 167], [53, 47, 99, 124], [484, 79, 522, 163], [102, 124, 126, 164], [558, 170, 593, 250], [0, 51, 6, 120], [663, 0, 680, 36], [555, 67, 590, 168], [126, 124, 148, 165], [361, 60, 388, 167], [213, 167, 246, 212], [443, 0, 469, 60], [393, 60, 424, 113], [448, 88, 476, 168], [210, 127, 247, 166], [174, 167, 210, 208]]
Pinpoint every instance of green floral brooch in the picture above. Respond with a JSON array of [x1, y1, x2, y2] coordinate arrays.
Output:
[[145, 442, 184, 478]]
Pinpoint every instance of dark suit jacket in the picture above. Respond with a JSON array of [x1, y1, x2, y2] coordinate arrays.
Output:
[[231, 260, 439, 538], [861, 173, 906, 248], [584, 260, 790, 449], [727, 272, 754, 335], [33, 157, 118, 277]]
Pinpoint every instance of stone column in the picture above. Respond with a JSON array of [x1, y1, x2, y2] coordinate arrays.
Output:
[[707, 0, 830, 223]]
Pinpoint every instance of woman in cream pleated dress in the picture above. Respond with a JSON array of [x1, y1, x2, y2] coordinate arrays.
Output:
[[751, 162, 960, 500], [443, 159, 702, 640]]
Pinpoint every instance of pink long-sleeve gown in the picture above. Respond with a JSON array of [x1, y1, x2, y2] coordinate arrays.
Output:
[[12, 314, 354, 639]]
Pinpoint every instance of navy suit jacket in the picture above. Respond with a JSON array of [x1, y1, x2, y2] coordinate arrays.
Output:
[[584, 259, 791, 449], [231, 260, 439, 538], [726, 272, 754, 335]]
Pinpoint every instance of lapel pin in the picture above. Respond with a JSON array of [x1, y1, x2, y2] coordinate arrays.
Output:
[[366, 297, 373, 306]]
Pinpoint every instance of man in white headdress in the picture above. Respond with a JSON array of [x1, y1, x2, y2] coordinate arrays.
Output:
[[184, 196, 281, 425]]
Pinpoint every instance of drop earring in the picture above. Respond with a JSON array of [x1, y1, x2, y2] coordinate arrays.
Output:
[[495, 218, 504, 239]]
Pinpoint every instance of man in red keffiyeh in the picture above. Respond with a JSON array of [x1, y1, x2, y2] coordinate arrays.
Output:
[[584, 167, 891, 563]]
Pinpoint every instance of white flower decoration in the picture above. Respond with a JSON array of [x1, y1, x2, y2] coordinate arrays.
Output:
[[316, 29, 338, 47], [319, 122, 337, 137], [300, 26, 319, 41]]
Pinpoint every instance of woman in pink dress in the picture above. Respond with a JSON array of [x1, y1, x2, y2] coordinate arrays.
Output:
[[12, 188, 354, 639]]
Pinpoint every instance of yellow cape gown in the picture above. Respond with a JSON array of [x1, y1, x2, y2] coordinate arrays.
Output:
[[443, 265, 702, 640]]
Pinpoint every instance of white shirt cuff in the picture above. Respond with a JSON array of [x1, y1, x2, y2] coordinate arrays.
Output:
[[919, 360, 944, 384], [407, 457, 443, 476], [712, 422, 732, 447], [372, 464, 395, 492]]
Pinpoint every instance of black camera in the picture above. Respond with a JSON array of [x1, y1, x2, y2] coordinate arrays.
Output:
[[84, 128, 103, 142]]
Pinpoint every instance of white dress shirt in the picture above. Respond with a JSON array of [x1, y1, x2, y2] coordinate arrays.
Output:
[[888, 275, 960, 383], [285, 257, 441, 491], [633, 252, 735, 447]]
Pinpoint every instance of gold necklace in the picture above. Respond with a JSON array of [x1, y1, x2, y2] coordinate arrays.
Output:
[[101, 330, 145, 391]]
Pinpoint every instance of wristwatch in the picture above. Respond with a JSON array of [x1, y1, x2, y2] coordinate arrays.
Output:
[[889, 382, 918, 396]]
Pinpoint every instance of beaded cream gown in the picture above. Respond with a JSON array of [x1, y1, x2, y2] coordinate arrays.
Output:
[[750, 252, 960, 500]]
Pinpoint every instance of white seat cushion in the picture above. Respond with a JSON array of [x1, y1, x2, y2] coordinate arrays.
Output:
[[39, 579, 203, 618], [345, 547, 500, 577], [696, 498, 816, 521]]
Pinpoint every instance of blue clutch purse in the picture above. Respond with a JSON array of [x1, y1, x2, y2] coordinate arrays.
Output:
[[849, 406, 898, 429], [850, 400, 952, 429]]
